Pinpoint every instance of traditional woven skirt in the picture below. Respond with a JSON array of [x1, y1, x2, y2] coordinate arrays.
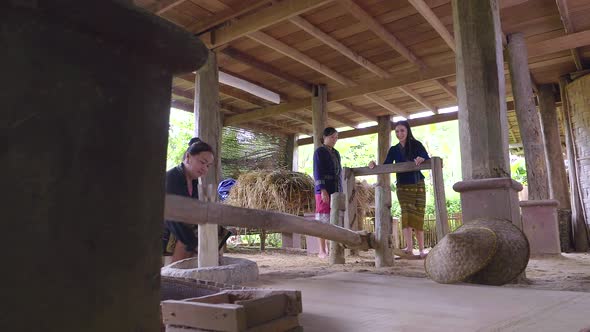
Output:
[[396, 181, 426, 231]]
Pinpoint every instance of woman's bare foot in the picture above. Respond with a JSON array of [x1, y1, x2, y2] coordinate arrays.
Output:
[[419, 251, 428, 259], [318, 252, 328, 259]]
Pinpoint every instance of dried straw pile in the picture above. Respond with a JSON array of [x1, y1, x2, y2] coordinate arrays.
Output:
[[225, 170, 314, 216], [355, 180, 375, 231]]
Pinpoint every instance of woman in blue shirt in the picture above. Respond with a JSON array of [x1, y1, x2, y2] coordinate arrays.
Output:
[[369, 121, 430, 258], [313, 127, 342, 258]]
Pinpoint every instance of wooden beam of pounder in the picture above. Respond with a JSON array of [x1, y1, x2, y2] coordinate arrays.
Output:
[[164, 194, 371, 250]]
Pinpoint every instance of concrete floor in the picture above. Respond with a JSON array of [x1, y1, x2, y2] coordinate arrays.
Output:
[[255, 272, 590, 332]]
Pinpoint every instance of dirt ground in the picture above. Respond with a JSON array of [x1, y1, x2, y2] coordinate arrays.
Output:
[[225, 247, 590, 292]]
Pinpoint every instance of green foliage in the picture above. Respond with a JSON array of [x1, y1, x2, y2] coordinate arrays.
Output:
[[166, 109, 194, 170], [265, 233, 282, 248], [510, 157, 528, 185]]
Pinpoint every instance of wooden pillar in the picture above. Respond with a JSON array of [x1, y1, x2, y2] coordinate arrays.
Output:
[[559, 77, 589, 252], [538, 84, 573, 251], [342, 168, 358, 256], [194, 50, 221, 267], [507, 33, 550, 200], [452, 0, 523, 228], [286, 134, 298, 172], [452, 0, 510, 180], [431, 157, 449, 241], [312, 85, 328, 150], [375, 116, 393, 266], [329, 193, 345, 264], [375, 186, 394, 267]]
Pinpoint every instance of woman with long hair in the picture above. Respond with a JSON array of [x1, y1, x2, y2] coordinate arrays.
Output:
[[369, 121, 430, 258]]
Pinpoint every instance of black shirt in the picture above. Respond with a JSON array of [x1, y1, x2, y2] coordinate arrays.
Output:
[[163, 164, 199, 253]]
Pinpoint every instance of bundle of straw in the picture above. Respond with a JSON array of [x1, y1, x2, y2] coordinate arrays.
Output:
[[225, 170, 315, 216]]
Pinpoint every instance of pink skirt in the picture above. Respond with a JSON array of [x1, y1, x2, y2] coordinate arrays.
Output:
[[315, 194, 331, 214]]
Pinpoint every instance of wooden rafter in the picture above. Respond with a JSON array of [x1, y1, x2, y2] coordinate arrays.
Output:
[[337, 101, 378, 122], [408, 0, 455, 52], [336, 0, 426, 69], [248, 31, 357, 86], [555, 0, 585, 70], [398, 86, 437, 113], [288, 15, 390, 78], [147, 0, 186, 15], [219, 71, 281, 104], [527, 30, 590, 57], [433, 79, 457, 100], [203, 0, 332, 48], [364, 94, 409, 118], [223, 65, 455, 125], [220, 47, 312, 93], [296, 112, 459, 145], [219, 84, 270, 107], [189, 0, 271, 34]]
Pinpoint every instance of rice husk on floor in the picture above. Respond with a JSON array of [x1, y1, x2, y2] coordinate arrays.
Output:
[[225, 170, 315, 216]]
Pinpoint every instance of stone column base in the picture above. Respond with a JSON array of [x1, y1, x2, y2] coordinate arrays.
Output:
[[453, 178, 523, 228], [520, 200, 561, 255]]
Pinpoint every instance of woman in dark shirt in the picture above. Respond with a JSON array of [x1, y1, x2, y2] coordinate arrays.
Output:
[[313, 127, 342, 259], [369, 121, 430, 258], [163, 137, 214, 263]]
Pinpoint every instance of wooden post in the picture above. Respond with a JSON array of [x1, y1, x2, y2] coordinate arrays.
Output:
[[286, 134, 298, 172], [329, 193, 345, 264], [431, 157, 449, 241], [559, 77, 589, 252], [342, 167, 358, 256], [452, 0, 522, 230], [375, 186, 394, 267], [538, 84, 573, 251], [507, 33, 550, 200], [311, 85, 328, 150], [195, 50, 221, 267], [452, 0, 511, 180]]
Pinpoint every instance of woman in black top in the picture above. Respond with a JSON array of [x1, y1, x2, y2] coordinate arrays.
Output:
[[163, 137, 214, 263]]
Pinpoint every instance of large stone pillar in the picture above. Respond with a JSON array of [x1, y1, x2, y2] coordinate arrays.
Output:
[[538, 84, 573, 251], [312, 85, 328, 150], [1, 2, 207, 331], [375, 115, 393, 267], [195, 50, 222, 267], [452, 0, 522, 227], [507, 33, 550, 200]]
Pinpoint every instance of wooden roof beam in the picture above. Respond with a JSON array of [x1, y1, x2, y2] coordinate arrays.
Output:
[[224, 65, 456, 125], [289, 15, 391, 78], [248, 31, 357, 86], [364, 94, 409, 118], [220, 47, 312, 94], [398, 86, 438, 114], [408, 0, 456, 52], [147, 0, 186, 15], [433, 79, 457, 100], [337, 101, 378, 122], [202, 0, 332, 48], [336, 0, 426, 69], [296, 112, 459, 145], [221, 102, 311, 135], [219, 71, 281, 104], [555, 0, 586, 70], [189, 0, 271, 34], [527, 29, 590, 58]]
